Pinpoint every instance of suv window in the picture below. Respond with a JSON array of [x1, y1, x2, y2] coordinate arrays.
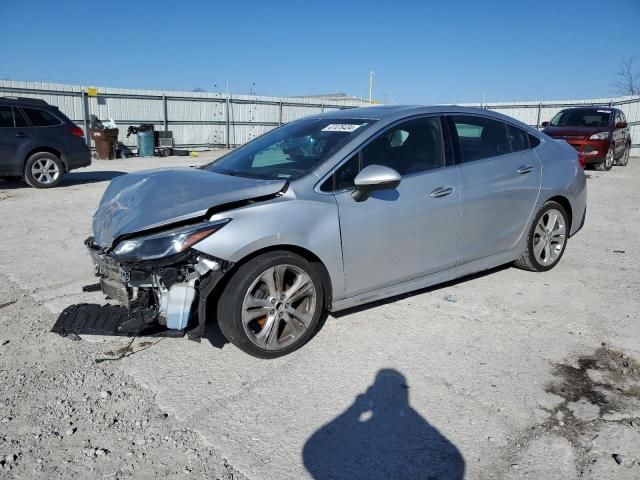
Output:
[[0, 106, 13, 128], [13, 108, 28, 127], [507, 125, 530, 152], [23, 108, 61, 127], [452, 115, 510, 162], [329, 116, 445, 190]]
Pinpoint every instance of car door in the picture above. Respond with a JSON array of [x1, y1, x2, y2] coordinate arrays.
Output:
[[0, 106, 32, 174], [448, 115, 541, 265], [326, 115, 461, 298]]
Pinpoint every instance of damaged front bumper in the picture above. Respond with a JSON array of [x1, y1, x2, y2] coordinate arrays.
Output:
[[84, 237, 232, 341]]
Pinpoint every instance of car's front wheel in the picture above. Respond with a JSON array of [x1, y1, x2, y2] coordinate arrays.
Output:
[[24, 152, 64, 188], [615, 142, 630, 167], [514, 201, 569, 272], [216, 251, 325, 358], [595, 146, 614, 171]]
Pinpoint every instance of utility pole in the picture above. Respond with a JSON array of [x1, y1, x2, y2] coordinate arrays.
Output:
[[368, 71, 375, 104]]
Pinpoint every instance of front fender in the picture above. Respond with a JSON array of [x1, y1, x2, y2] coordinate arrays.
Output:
[[191, 194, 345, 299]]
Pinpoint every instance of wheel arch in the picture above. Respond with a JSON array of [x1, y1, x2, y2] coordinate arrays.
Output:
[[24, 146, 66, 171], [202, 244, 334, 326], [545, 195, 573, 231]]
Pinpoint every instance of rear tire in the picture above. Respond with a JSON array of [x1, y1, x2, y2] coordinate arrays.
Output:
[[514, 201, 569, 272], [595, 146, 614, 171], [24, 152, 64, 188], [216, 251, 325, 358]]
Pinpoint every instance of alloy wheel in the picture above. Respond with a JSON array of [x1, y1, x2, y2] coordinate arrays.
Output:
[[533, 208, 566, 266], [31, 158, 61, 185], [241, 264, 317, 351], [605, 148, 614, 169]]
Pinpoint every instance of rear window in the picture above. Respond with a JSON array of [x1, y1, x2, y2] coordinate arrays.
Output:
[[0, 106, 13, 127], [23, 108, 62, 127]]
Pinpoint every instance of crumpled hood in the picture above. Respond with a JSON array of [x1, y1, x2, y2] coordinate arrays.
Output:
[[92, 167, 286, 247]]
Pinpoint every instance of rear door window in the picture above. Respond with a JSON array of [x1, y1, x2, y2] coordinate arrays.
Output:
[[452, 116, 511, 162], [0, 106, 13, 127], [507, 125, 530, 152], [13, 108, 28, 127], [22, 108, 62, 126]]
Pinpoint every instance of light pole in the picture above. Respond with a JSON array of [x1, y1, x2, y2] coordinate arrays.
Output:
[[368, 71, 375, 104]]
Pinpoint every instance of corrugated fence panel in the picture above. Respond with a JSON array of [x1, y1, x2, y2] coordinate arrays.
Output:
[[282, 105, 323, 123], [167, 99, 226, 122], [2, 80, 638, 150]]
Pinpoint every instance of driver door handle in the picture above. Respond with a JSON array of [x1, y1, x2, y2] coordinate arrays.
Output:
[[430, 186, 455, 198], [517, 165, 534, 174]]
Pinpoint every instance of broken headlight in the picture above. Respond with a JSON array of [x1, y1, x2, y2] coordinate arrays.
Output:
[[112, 219, 230, 263]]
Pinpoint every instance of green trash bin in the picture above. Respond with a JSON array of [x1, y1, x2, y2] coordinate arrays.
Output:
[[137, 130, 155, 157]]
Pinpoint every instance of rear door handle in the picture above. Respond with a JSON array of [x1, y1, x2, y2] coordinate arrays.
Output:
[[517, 165, 534, 174], [15, 132, 29, 138], [430, 186, 455, 198]]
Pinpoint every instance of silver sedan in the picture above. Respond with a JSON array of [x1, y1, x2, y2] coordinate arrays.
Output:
[[85, 106, 586, 358]]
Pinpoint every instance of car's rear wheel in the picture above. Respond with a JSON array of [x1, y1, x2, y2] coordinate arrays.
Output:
[[514, 201, 569, 272], [615, 142, 630, 166], [216, 251, 325, 358], [595, 146, 614, 171], [24, 152, 64, 188]]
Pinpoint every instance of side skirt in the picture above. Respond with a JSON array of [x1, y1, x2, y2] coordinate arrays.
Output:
[[329, 248, 521, 312]]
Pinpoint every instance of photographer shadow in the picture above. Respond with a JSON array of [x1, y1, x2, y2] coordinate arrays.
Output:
[[303, 369, 465, 480]]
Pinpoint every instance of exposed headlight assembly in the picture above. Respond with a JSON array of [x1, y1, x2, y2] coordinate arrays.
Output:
[[112, 219, 230, 263], [589, 131, 609, 140]]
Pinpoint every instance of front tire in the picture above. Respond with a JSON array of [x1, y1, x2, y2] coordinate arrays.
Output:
[[24, 152, 64, 188], [514, 201, 569, 272], [595, 146, 614, 171], [216, 251, 325, 358], [615, 142, 630, 166]]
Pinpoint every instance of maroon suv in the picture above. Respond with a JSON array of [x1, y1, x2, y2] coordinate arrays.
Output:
[[541, 107, 631, 170]]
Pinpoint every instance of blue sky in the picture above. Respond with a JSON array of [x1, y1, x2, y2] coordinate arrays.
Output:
[[1, 0, 639, 104]]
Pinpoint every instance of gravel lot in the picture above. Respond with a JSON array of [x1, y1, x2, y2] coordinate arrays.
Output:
[[1, 153, 639, 479]]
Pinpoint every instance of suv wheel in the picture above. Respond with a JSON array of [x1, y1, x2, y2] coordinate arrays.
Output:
[[595, 146, 614, 171], [216, 251, 325, 358], [24, 152, 64, 188], [615, 142, 630, 167], [514, 201, 569, 272]]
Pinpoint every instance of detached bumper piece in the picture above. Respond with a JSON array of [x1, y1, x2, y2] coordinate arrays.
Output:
[[54, 237, 233, 341], [52, 303, 185, 338]]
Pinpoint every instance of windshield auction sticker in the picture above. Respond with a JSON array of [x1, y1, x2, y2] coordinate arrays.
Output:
[[322, 124, 362, 132]]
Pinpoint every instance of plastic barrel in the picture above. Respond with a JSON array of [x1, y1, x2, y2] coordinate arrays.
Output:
[[137, 131, 155, 157]]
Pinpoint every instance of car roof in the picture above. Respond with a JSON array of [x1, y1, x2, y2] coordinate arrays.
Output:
[[308, 104, 507, 120], [305, 104, 534, 130], [0, 96, 50, 107]]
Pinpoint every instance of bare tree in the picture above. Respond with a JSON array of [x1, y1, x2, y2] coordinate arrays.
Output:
[[613, 58, 640, 96]]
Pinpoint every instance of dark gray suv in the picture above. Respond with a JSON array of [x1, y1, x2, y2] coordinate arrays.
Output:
[[0, 97, 91, 188]]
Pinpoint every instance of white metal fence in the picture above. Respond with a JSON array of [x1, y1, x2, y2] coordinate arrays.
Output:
[[465, 95, 640, 152], [0, 80, 368, 149], [1, 80, 639, 152]]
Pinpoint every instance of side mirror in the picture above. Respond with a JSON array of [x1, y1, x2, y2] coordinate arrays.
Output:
[[616, 121, 627, 129], [352, 165, 401, 202], [540, 121, 549, 128]]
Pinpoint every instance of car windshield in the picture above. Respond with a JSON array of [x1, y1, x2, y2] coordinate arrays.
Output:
[[550, 109, 612, 128], [205, 118, 374, 180]]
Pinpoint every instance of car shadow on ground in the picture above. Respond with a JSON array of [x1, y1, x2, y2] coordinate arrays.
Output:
[[303, 368, 465, 479], [0, 170, 125, 189]]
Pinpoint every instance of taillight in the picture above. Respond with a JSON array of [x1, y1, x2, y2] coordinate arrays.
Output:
[[69, 126, 85, 138]]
